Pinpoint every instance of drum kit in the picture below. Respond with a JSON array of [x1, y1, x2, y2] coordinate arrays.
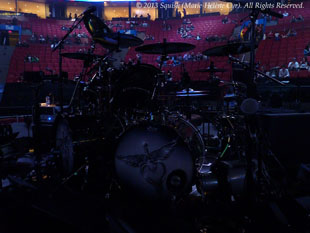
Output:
[[37, 8, 283, 203]]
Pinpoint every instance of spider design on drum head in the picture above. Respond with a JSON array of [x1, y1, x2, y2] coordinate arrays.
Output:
[[116, 140, 177, 188]]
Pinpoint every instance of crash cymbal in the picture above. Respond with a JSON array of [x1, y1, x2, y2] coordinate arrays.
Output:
[[203, 42, 258, 56], [93, 32, 144, 49], [197, 67, 227, 73], [61, 53, 106, 61], [135, 41, 196, 55]]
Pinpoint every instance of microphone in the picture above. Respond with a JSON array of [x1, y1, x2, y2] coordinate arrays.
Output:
[[261, 9, 283, 19], [240, 98, 259, 115], [82, 6, 97, 15]]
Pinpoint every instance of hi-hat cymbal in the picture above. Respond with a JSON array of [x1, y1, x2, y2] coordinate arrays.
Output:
[[224, 93, 238, 99], [203, 42, 258, 56], [135, 42, 196, 55], [197, 67, 227, 73], [93, 32, 144, 49], [174, 88, 209, 97]]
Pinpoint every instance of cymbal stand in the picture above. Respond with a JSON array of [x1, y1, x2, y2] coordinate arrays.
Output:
[[69, 58, 92, 112], [209, 61, 216, 81], [150, 39, 169, 107], [100, 50, 116, 115], [158, 38, 168, 70], [69, 44, 98, 111], [52, 13, 86, 113], [180, 63, 192, 121], [32, 82, 43, 182]]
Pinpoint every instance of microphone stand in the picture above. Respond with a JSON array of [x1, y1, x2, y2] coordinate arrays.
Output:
[[248, 9, 260, 99], [240, 6, 283, 207], [240, 7, 264, 205], [52, 15, 85, 113]]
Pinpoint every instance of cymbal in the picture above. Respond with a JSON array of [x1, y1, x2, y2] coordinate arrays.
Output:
[[135, 42, 196, 55], [83, 14, 143, 48], [83, 14, 113, 36], [203, 42, 258, 56], [219, 80, 247, 88], [176, 93, 209, 97], [175, 88, 209, 97], [224, 93, 238, 99], [61, 52, 106, 61], [197, 67, 227, 73], [93, 32, 144, 48]]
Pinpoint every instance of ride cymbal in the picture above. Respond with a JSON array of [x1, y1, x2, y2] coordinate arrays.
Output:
[[203, 42, 258, 56]]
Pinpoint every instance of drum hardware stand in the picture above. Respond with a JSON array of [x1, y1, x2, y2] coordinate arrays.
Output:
[[49, 161, 89, 196], [32, 82, 43, 182], [158, 38, 169, 70], [180, 63, 192, 121], [210, 61, 225, 112], [103, 50, 118, 114], [70, 44, 102, 112], [52, 10, 90, 113], [208, 61, 218, 83]]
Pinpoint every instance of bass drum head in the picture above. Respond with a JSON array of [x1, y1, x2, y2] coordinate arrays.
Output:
[[113, 64, 160, 110], [115, 123, 194, 201]]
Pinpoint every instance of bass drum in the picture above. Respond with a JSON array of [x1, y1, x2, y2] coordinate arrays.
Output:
[[115, 115, 205, 200], [112, 64, 160, 112]]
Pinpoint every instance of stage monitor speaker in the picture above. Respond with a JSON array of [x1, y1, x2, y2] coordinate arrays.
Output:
[[259, 113, 310, 173]]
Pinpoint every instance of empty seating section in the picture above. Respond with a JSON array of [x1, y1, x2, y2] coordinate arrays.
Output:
[[7, 44, 107, 82], [4, 14, 237, 83], [256, 3, 310, 78], [5, 3, 310, 83], [125, 15, 236, 81], [5, 17, 106, 82], [26, 18, 89, 38]]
